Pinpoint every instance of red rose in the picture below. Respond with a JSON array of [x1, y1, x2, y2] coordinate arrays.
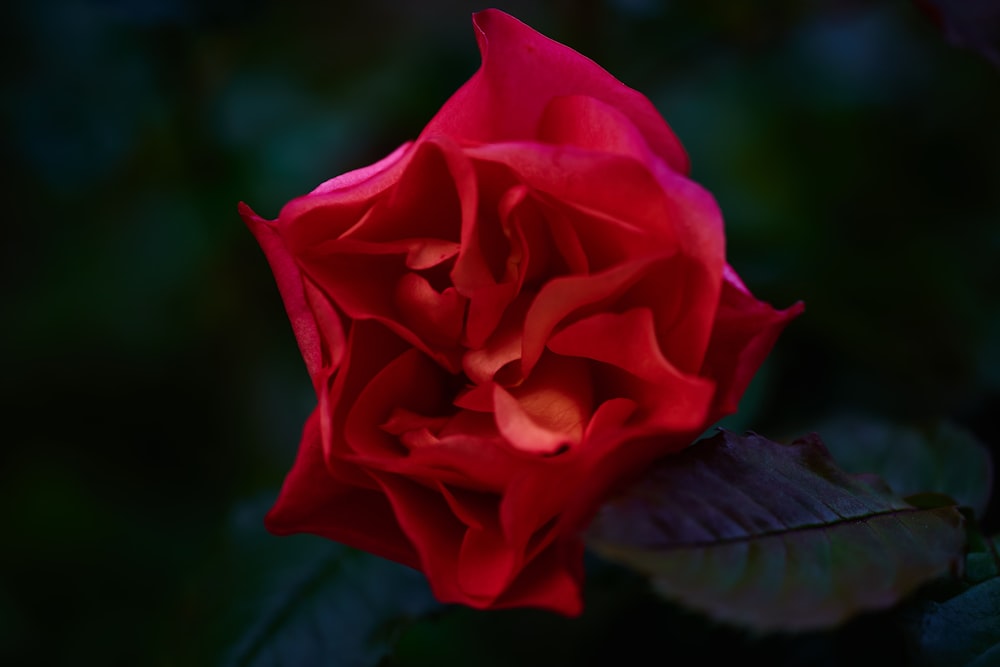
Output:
[[240, 9, 802, 616]]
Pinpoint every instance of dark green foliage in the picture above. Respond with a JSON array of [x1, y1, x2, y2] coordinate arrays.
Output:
[[209, 496, 439, 667]]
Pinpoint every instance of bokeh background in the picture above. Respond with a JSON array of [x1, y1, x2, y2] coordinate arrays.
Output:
[[2, 0, 998, 665]]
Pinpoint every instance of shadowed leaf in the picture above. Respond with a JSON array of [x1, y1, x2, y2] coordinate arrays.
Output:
[[817, 415, 994, 519], [216, 495, 440, 667], [586, 430, 967, 632], [901, 532, 1000, 667]]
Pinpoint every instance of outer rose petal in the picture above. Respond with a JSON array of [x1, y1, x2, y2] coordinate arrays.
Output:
[[265, 410, 419, 569], [280, 141, 413, 231], [239, 203, 328, 390], [422, 9, 689, 173], [702, 266, 805, 417]]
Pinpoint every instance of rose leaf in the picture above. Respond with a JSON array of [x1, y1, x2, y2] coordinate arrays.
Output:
[[214, 494, 440, 667], [899, 532, 1000, 667], [816, 414, 994, 520], [585, 430, 967, 633]]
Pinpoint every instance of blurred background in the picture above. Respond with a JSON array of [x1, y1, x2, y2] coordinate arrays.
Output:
[[2, 0, 998, 664]]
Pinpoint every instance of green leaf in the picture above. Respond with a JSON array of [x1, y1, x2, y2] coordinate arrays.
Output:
[[586, 430, 967, 633], [901, 534, 1000, 667], [214, 494, 440, 667], [816, 414, 994, 519]]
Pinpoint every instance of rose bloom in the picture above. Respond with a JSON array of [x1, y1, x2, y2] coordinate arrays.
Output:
[[240, 9, 802, 615]]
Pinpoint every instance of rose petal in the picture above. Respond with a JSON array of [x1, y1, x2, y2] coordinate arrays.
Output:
[[240, 203, 326, 389], [302, 275, 346, 371], [380, 407, 449, 439], [493, 385, 573, 455], [493, 354, 593, 454], [458, 527, 518, 600], [422, 9, 688, 173], [548, 308, 648, 378], [373, 474, 466, 604], [309, 141, 412, 196], [345, 347, 453, 459], [467, 143, 678, 268], [394, 272, 465, 348], [463, 282, 519, 351], [276, 142, 413, 247], [521, 254, 671, 375], [613, 253, 718, 373], [342, 140, 465, 246], [702, 266, 805, 417], [491, 538, 584, 616], [299, 242, 464, 372], [462, 294, 531, 384], [547, 306, 682, 379], [537, 94, 656, 163], [321, 320, 411, 461], [264, 410, 419, 569], [363, 412, 516, 494], [435, 485, 520, 600]]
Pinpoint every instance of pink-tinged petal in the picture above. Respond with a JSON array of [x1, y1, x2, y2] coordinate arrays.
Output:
[[264, 410, 419, 569], [302, 275, 346, 371], [240, 202, 325, 389], [471, 141, 726, 286], [422, 9, 688, 173], [653, 165, 726, 283], [702, 266, 805, 417], [467, 143, 678, 265], [309, 141, 412, 196], [541, 95, 726, 277], [307, 236, 460, 272], [522, 254, 670, 374], [342, 140, 465, 245], [537, 94, 656, 164], [278, 142, 412, 230]]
